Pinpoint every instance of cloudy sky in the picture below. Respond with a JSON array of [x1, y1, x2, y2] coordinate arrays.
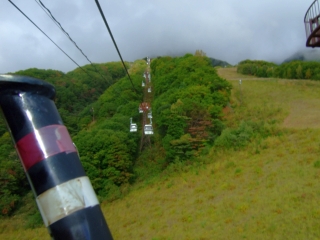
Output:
[[0, 0, 316, 73]]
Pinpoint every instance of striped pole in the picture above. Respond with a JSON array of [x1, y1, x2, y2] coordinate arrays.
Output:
[[0, 75, 113, 240]]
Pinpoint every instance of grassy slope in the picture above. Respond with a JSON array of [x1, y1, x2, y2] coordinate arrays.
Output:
[[2, 67, 320, 239]]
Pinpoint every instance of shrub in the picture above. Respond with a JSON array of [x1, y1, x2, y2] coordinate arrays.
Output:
[[214, 121, 253, 150]]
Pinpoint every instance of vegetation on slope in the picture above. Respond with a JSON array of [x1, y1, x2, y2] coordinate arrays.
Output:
[[103, 70, 320, 239], [237, 59, 320, 80], [0, 53, 231, 224], [0, 62, 128, 217], [2, 67, 320, 239], [151, 54, 231, 163], [4, 54, 320, 239]]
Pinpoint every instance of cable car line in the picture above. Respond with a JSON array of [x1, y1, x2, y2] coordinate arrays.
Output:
[[34, 0, 109, 82], [94, 0, 137, 93], [138, 63, 154, 150], [8, 0, 95, 79], [34, 0, 61, 29]]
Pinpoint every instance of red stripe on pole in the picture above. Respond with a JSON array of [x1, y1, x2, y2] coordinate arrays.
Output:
[[15, 125, 77, 170]]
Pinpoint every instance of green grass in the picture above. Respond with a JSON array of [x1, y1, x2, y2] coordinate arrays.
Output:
[[226, 77, 320, 129], [2, 68, 320, 239], [103, 129, 320, 239]]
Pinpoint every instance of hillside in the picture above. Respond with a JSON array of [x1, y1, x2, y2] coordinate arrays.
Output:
[[2, 62, 320, 239], [102, 68, 320, 239], [0, 54, 230, 232]]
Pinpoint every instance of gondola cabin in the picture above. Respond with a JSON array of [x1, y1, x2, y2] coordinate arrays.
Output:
[[130, 123, 137, 132], [130, 117, 138, 132], [144, 124, 154, 135]]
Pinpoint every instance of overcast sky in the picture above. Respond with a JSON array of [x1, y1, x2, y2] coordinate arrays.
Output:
[[0, 0, 316, 73]]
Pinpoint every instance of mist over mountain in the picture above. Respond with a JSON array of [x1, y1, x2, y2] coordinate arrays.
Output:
[[149, 52, 231, 67], [282, 48, 320, 63], [209, 58, 231, 67]]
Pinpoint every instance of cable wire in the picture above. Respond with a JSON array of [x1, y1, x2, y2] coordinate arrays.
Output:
[[94, 0, 137, 92], [35, 0, 109, 82], [34, 0, 62, 30], [8, 0, 95, 78]]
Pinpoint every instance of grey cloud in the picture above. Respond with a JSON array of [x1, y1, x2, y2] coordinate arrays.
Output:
[[0, 0, 316, 73]]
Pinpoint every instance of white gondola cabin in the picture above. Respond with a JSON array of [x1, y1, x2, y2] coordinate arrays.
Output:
[[130, 118, 138, 132], [130, 123, 137, 132], [142, 81, 145, 87], [148, 87, 151, 93], [144, 124, 154, 135]]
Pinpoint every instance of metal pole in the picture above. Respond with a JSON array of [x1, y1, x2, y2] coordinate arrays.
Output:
[[0, 75, 113, 240], [239, 79, 242, 105]]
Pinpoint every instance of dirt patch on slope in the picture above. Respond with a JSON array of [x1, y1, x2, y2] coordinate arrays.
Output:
[[217, 67, 256, 80], [283, 99, 320, 129]]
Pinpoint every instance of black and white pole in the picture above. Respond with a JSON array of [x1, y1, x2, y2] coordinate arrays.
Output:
[[0, 75, 113, 240]]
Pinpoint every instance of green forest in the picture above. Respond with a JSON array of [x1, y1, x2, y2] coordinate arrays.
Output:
[[0, 54, 232, 223], [237, 59, 320, 80]]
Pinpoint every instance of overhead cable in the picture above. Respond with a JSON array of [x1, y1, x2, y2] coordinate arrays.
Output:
[[34, 0, 61, 30], [8, 0, 94, 79], [35, 0, 109, 82], [94, 0, 138, 92]]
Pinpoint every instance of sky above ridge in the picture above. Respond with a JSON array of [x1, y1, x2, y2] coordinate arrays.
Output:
[[0, 0, 315, 73]]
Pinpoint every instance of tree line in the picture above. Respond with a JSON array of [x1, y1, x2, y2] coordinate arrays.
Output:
[[237, 59, 320, 80]]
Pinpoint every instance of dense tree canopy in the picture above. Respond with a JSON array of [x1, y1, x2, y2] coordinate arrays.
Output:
[[151, 54, 232, 162]]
